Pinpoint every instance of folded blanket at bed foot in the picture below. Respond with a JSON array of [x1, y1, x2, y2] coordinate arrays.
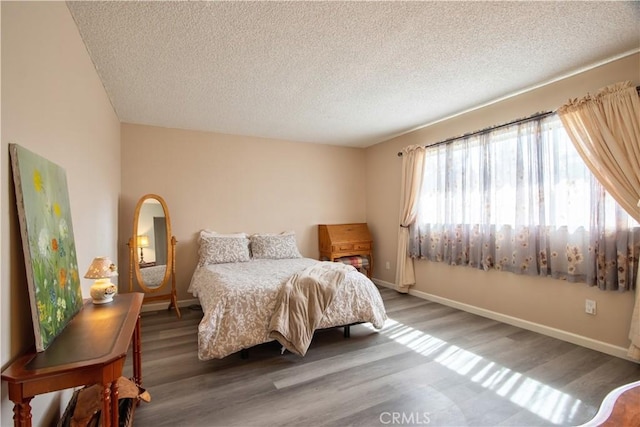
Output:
[[268, 261, 355, 356]]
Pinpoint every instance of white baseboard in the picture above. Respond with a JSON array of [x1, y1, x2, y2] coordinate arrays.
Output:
[[372, 278, 634, 362], [372, 278, 396, 289], [140, 298, 200, 313]]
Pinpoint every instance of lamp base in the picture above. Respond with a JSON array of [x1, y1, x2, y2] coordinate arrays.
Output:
[[90, 279, 117, 305]]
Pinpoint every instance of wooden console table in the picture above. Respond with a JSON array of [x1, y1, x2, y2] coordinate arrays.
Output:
[[1, 292, 144, 427]]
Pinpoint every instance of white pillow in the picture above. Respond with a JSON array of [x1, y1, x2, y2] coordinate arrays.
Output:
[[198, 230, 250, 265], [200, 229, 247, 238], [250, 232, 302, 260]]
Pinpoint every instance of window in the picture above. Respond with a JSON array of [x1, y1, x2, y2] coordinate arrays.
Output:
[[409, 114, 639, 290]]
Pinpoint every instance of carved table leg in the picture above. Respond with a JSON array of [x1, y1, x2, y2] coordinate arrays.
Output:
[[102, 382, 111, 427], [12, 398, 33, 427], [111, 380, 119, 427], [133, 315, 142, 388]]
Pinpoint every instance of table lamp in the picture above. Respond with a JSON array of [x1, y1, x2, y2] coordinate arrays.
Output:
[[137, 235, 150, 264], [84, 256, 118, 304]]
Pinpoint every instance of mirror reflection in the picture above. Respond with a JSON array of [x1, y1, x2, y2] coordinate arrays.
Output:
[[137, 198, 167, 288], [129, 193, 180, 318]]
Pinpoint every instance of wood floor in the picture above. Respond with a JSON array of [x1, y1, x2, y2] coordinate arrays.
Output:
[[124, 287, 640, 426]]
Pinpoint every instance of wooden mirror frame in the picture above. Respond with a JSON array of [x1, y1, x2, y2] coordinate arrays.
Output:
[[128, 194, 180, 318]]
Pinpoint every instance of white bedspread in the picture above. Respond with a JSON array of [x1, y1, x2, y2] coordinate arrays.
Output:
[[188, 258, 386, 360]]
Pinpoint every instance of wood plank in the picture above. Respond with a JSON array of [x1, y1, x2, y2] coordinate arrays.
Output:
[[125, 289, 640, 426]]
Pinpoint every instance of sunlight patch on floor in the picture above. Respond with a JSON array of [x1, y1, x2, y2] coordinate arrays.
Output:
[[366, 318, 588, 425]]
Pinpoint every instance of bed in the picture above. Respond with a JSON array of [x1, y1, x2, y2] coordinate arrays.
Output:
[[139, 264, 166, 289], [188, 230, 387, 360]]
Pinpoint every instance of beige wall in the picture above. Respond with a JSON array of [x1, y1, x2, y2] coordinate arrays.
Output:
[[365, 53, 640, 350], [120, 124, 367, 300], [1, 2, 120, 425], [0, 2, 637, 424]]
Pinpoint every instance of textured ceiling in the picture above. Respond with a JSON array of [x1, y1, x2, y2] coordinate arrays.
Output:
[[66, 1, 640, 147]]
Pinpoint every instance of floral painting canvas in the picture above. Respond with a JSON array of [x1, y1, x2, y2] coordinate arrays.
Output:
[[10, 144, 83, 351]]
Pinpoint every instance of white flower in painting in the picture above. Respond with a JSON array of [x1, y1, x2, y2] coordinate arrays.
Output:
[[59, 218, 68, 239], [57, 297, 66, 310], [56, 308, 63, 322], [38, 228, 49, 256]]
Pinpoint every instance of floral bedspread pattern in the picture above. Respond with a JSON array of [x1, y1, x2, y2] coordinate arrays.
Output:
[[188, 258, 387, 360], [140, 264, 166, 288]]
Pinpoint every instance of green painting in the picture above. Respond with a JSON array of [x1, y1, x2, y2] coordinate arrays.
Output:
[[10, 144, 83, 351]]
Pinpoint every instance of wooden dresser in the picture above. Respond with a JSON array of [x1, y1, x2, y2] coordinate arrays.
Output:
[[318, 223, 373, 278]]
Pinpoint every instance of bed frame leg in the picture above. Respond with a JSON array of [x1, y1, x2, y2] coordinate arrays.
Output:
[[344, 325, 350, 338], [240, 349, 249, 359]]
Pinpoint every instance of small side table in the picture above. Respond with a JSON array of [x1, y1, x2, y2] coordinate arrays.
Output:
[[1, 292, 144, 427]]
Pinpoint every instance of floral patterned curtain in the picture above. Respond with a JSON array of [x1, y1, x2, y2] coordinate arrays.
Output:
[[409, 115, 639, 290]]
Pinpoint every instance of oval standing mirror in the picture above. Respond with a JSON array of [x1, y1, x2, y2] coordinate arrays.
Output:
[[129, 194, 180, 318]]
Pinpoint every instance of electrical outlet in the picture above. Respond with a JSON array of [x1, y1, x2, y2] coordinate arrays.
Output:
[[385, 261, 391, 270], [585, 299, 596, 315]]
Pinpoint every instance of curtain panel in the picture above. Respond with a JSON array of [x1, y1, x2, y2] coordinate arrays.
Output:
[[409, 115, 639, 291], [557, 81, 640, 360], [557, 81, 640, 223], [395, 145, 426, 293]]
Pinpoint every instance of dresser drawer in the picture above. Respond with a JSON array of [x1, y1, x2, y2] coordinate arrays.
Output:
[[333, 243, 353, 251], [354, 242, 371, 250]]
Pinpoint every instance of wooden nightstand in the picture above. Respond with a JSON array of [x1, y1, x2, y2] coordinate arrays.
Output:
[[318, 223, 373, 278]]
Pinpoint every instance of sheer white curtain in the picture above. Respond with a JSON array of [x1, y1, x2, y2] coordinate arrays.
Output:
[[395, 145, 425, 293], [409, 115, 639, 290], [557, 81, 640, 360]]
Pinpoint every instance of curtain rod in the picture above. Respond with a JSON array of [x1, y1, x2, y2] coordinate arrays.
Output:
[[398, 85, 640, 157], [397, 110, 553, 157]]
